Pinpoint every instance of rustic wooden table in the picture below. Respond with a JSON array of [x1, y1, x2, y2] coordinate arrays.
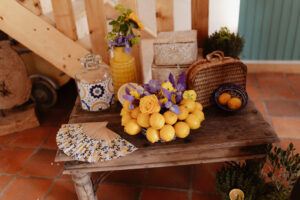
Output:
[[55, 98, 279, 200]]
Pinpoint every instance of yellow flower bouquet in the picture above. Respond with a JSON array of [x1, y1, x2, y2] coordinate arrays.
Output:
[[120, 72, 205, 143]]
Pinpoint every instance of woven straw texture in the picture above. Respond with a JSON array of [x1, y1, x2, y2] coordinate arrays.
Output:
[[186, 51, 247, 108]]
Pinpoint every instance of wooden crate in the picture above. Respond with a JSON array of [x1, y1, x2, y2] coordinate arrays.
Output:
[[153, 30, 198, 66], [152, 63, 189, 82]]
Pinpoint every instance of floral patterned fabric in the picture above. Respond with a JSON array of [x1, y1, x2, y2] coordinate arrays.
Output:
[[56, 124, 137, 163]]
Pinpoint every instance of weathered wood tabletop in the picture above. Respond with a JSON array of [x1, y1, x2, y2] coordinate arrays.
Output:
[[55, 97, 279, 174]]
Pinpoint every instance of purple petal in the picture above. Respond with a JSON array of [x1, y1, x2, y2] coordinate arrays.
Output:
[[123, 94, 135, 101], [169, 73, 175, 87], [129, 104, 135, 110], [125, 45, 131, 53], [125, 87, 130, 95], [177, 72, 186, 91], [175, 93, 183, 103], [162, 88, 172, 101], [128, 83, 137, 90], [170, 105, 180, 115], [165, 101, 172, 108]]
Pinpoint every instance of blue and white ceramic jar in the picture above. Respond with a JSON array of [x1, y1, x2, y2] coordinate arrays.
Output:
[[75, 54, 114, 111]]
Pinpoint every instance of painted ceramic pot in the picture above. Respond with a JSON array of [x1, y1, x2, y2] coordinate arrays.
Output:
[[76, 54, 114, 111]]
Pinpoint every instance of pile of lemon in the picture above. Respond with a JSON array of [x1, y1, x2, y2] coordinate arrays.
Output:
[[120, 100, 205, 143], [218, 93, 242, 110]]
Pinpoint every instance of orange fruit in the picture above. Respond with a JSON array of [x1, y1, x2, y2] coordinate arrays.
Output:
[[227, 97, 242, 110], [149, 113, 165, 130], [137, 113, 150, 128], [178, 106, 189, 120], [218, 93, 231, 105], [163, 111, 178, 125], [146, 128, 160, 143]]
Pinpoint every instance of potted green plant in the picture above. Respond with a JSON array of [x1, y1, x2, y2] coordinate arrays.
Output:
[[215, 143, 300, 200], [203, 27, 244, 58]]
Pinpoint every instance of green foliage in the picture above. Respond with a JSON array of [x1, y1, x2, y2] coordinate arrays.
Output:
[[203, 27, 244, 58], [262, 143, 300, 200], [215, 143, 300, 200], [105, 4, 141, 48], [215, 161, 266, 200]]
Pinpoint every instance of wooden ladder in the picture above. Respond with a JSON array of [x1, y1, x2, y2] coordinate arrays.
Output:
[[0, 0, 208, 82]]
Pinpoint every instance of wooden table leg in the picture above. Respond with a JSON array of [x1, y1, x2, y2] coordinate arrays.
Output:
[[72, 172, 97, 200]]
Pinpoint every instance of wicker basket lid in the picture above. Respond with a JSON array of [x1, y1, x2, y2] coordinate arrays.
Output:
[[154, 30, 197, 44], [186, 51, 247, 108]]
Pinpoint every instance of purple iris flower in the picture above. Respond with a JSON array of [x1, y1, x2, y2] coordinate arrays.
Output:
[[161, 88, 180, 114], [144, 80, 161, 94], [122, 94, 135, 110]]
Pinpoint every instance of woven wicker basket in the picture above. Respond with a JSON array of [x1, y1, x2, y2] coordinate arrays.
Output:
[[186, 51, 247, 108]]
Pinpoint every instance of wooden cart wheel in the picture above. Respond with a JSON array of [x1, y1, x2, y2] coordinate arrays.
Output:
[[31, 78, 57, 108]]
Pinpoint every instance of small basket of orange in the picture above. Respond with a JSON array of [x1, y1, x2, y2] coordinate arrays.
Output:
[[214, 83, 248, 112]]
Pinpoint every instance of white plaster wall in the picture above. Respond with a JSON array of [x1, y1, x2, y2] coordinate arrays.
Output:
[[174, 0, 191, 31]]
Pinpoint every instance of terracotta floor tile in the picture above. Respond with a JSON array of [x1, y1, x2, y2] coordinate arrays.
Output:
[[146, 165, 190, 189], [256, 73, 287, 86], [265, 100, 300, 116], [0, 177, 52, 200], [8, 126, 53, 147], [252, 99, 267, 116], [20, 149, 61, 178], [259, 85, 295, 99], [192, 193, 221, 200], [45, 181, 77, 200], [279, 139, 300, 154], [193, 163, 224, 192], [42, 127, 59, 149], [103, 169, 146, 184], [246, 74, 257, 86], [141, 188, 188, 200], [271, 117, 300, 139], [96, 184, 140, 200], [290, 85, 300, 99], [0, 147, 34, 174], [0, 176, 13, 193], [0, 133, 15, 146], [246, 86, 261, 99], [287, 74, 300, 86]]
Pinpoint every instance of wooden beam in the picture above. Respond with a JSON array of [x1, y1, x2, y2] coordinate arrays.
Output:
[[155, 0, 174, 32], [84, 0, 110, 63], [118, 0, 144, 83], [191, 0, 209, 47], [17, 0, 42, 16], [51, 0, 78, 41], [0, 0, 96, 78]]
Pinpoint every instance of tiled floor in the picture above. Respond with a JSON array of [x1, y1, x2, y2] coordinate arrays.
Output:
[[0, 73, 299, 200]]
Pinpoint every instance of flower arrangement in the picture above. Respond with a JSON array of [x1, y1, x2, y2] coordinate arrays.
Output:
[[105, 4, 144, 53], [120, 72, 205, 143]]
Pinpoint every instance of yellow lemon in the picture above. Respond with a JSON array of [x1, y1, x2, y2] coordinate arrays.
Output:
[[124, 119, 141, 135], [123, 100, 131, 111], [229, 189, 244, 200], [149, 113, 165, 130], [227, 97, 242, 110], [178, 106, 189, 120], [160, 125, 175, 142], [163, 111, 178, 125], [218, 93, 231, 105], [137, 113, 150, 128], [174, 122, 190, 138], [121, 114, 132, 126], [131, 107, 140, 119], [192, 110, 205, 122], [183, 100, 196, 112], [185, 114, 201, 130], [195, 102, 203, 111], [120, 108, 130, 116], [146, 128, 160, 143]]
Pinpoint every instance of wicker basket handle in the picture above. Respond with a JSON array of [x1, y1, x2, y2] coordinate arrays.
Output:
[[206, 51, 224, 62]]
